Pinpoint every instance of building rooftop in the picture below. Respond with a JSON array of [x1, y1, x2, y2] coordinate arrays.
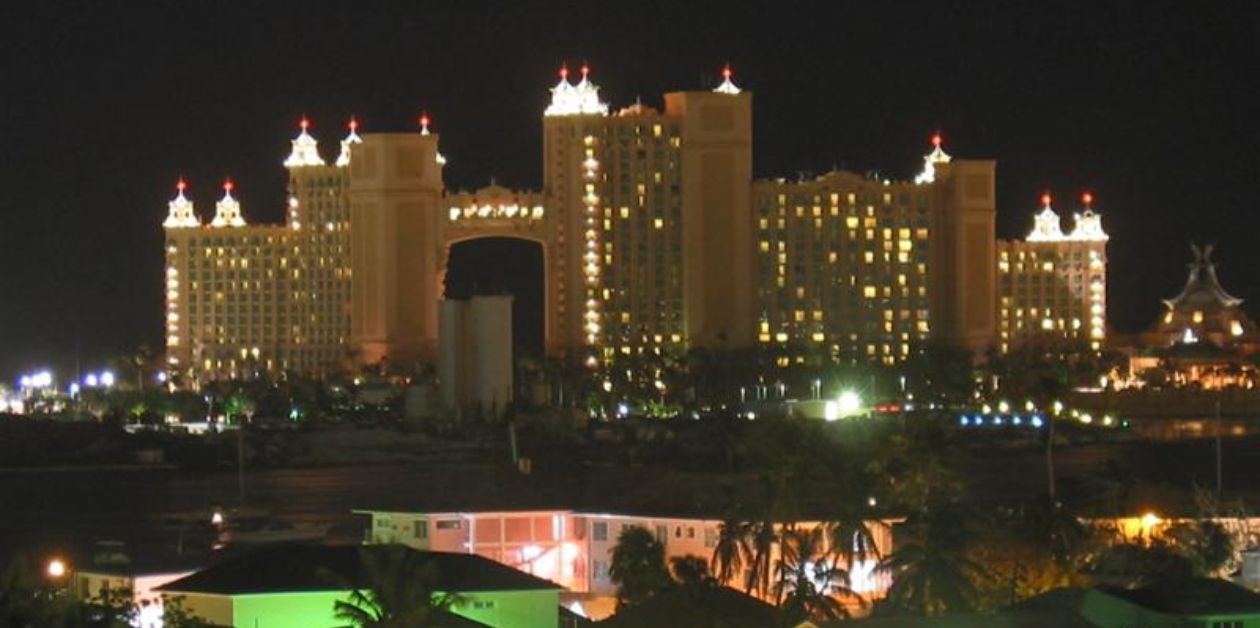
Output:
[[1106, 578, 1260, 616], [596, 585, 777, 628], [156, 543, 562, 595]]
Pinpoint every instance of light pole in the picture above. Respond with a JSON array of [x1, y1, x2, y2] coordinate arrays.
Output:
[[1215, 398, 1223, 494]]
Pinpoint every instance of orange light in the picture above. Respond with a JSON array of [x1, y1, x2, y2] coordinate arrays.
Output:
[[419, 112, 430, 129], [348, 117, 358, 132], [559, 64, 569, 80], [223, 178, 234, 193], [581, 62, 589, 77], [176, 178, 187, 193], [722, 64, 732, 80], [1041, 192, 1052, 207], [931, 132, 942, 147], [1082, 191, 1094, 206], [299, 117, 309, 131]]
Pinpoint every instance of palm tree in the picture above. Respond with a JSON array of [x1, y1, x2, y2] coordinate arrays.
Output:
[[773, 525, 850, 623], [333, 545, 463, 627], [826, 493, 886, 573], [877, 501, 986, 616], [609, 526, 671, 608], [745, 518, 779, 599], [710, 517, 754, 588], [669, 555, 717, 592]]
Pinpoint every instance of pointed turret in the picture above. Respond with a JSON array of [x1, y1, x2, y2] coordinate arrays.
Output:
[[417, 112, 448, 166], [163, 178, 200, 228], [913, 132, 952, 184], [1026, 192, 1066, 241], [210, 179, 246, 227], [544, 62, 609, 117], [1067, 191, 1109, 242], [713, 64, 741, 95], [335, 117, 362, 167], [284, 117, 326, 168]]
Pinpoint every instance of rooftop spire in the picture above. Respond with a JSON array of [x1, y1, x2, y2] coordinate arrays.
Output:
[[336, 116, 363, 167], [415, 111, 447, 166], [1026, 191, 1065, 241], [1068, 191, 1109, 242], [163, 178, 200, 228], [913, 131, 952, 184], [284, 117, 326, 168], [210, 178, 246, 227], [545, 61, 608, 117], [714, 63, 741, 95], [1162, 244, 1246, 321]]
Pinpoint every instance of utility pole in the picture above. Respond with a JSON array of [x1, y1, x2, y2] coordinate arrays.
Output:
[[1215, 398, 1222, 494]]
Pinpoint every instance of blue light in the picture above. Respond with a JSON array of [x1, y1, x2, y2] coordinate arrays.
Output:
[[1013, 416, 1022, 425], [959, 416, 969, 426], [1031, 415, 1044, 428], [973, 416, 983, 426], [993, 416, 1003, 425]]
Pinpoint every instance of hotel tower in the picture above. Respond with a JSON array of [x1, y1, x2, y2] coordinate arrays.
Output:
[[162, 65, 1105, 381]]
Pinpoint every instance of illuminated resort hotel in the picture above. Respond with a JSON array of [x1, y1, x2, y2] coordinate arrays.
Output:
[[162, 65, 1108, 380], [997, 192, 1109, 352]]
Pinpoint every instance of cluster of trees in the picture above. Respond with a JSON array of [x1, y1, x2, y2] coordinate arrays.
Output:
[[596, 407, 1248, 621]]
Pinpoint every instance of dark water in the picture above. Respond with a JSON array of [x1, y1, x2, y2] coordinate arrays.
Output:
[[4, 438, 1260, 568]]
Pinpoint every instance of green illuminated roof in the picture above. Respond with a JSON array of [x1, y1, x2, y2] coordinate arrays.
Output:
[[156, 544, 561, 595]]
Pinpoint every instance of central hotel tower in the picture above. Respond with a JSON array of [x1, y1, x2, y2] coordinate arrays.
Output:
[[164, 66, 1100, 380]]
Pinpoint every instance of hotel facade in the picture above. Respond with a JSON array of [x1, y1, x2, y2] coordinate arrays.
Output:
[[162, 66, 1107, 381]]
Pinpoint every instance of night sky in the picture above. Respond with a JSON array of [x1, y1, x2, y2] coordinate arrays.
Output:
[[1, 2, 1256, 378]]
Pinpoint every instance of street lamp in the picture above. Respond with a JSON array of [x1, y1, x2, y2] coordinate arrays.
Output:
[[46, 558, 67, 579]]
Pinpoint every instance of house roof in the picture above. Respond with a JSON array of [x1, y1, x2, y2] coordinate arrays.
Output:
[[1106, 578, 1260, 616], [426, 610, 493, 627], [833, 588, 1160, 627], [156, 543, 561, 595], [823, 609, 1096, 627], [596, 585, 778, 628]]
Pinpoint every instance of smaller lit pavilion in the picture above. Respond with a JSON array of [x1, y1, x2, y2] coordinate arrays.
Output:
[[1124, 244, 1259, 389], [1146, 244, 1258, 349]]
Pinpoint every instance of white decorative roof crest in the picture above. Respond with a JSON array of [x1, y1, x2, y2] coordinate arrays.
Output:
[[335, 117, 362, 167], [210, 180, 246, 227], [914, 133, 952, 184], [713, 65, 741, 95], [284, 118, 326, 168], [545, 64, 609, 117], [1026, 193, 1065, 241], [163, 179, 200, 228]]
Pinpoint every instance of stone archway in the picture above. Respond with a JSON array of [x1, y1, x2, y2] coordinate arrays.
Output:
[[436, 184, 573, 357], [441, 236, 548, 357]]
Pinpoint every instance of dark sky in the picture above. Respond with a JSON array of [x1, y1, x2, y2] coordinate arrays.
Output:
[[1, 2, 1256, 378]]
